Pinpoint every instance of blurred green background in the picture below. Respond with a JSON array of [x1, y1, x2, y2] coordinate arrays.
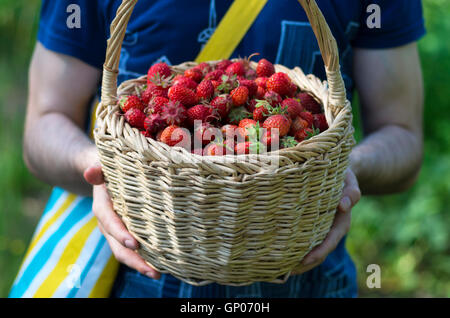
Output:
[[0, 0, 448, 298]]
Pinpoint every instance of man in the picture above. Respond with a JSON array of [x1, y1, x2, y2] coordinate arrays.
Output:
[[11, 0, 424, 297]]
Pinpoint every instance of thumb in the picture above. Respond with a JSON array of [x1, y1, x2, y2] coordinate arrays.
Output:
[[83, 165, 105, 185]]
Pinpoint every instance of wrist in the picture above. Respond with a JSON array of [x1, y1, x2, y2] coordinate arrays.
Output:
[[349, 148, 365, 183], [74, 144, 99, 176]]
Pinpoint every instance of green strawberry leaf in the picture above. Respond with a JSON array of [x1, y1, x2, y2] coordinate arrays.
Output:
[[255, 100, 272, 110], [281, 136, 299, 148], [229, 107, 252, 123], [305, 125, 321, 140], [246, 122, 262, 143], [270, 104, 288, 115]]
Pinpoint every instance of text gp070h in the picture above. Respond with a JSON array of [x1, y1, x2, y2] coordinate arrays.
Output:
[[224, 302, 270, 313]]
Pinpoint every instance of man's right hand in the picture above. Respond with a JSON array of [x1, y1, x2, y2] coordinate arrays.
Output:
[[84, 165, 161, 280]]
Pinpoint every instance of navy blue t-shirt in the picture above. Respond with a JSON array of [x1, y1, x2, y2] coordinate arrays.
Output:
[[39, 0, 426, 100], [37, 0, 425, 295]]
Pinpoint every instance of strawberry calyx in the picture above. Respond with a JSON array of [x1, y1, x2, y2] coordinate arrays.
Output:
[[148, 72, 173, 88], [228, 107, 252, 125], [217, 74, 239, 93], [281, 136, 299, 149], [244, 121, 263, 143], [254, 100, 287, 116], [305, 125, 321, 140]]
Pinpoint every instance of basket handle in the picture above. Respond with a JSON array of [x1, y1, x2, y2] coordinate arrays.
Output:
[[100, 0, 346, 111], [296, 0, 346, 112], [101, 0, 138, 106]]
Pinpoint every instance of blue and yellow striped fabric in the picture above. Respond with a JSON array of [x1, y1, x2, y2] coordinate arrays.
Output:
[[9, 188, 119, 298], [9, 0, 268, 298]]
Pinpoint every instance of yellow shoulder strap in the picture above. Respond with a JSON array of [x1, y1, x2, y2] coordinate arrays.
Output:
[[195, 0, 268, 62]]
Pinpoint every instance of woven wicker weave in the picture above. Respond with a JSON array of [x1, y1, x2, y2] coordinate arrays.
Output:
[[94, 0, 355, 286]]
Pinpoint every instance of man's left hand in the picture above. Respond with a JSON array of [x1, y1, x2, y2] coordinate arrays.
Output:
[[292, 169, 361, 275]]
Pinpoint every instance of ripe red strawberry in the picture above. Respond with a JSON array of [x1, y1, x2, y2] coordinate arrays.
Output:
[[184, 68, 203, 83], [256, 59, 275, 77], [144, 113, 165, 133], [263, 114, 291, 137], [299, 111, 314, 127], [160, 101, 187, 126], [168, 85, 198, 107], [141, 130, 153, 138], [247, 99, 258, 113], [245, 68, 257, 80], [264, 91, 282, 106], [255, 86, 265, 99], [204, 142, 224, 156], [119, 95, 145, 113], [204, 139, 233, 156], [230, 86, 249, 107], [148, 62, 172, 81], [261, 129, 281, 148], [238, 118, 257, 129], [141, 86, 153, 105], [295, 127, 320, 142], [255, 77, 268, 89], [160, 125, 191, 148], [253, 104, 271, 122], [267, 72, 292, 96], [289, 116, 309, 136], [204, 69, 224, 82], [147, 96, 169, 114], [216, 59, 232, 71], [210, 95, 232, 120], [239, 79, 258, 97], [313, 113, 329, 132], [228, 106, 252, 125], [235, 141, 266, 155], [195, 62, 212, 75], [172, 75, 198, 90], [211, 80, 221, 92], [281, 98, 304, 119], [187, 104, 212, 126], [298, 93, 322, 114], [221, 124, 239, 140], [196, 80, 215, 101], [288, 82, 298, 97], [194, 122, 214, 146], [124, 108, 146, 130], [225, 61, 245, 76], [146, 83, 169, 98], [241, 121, 264, 143]]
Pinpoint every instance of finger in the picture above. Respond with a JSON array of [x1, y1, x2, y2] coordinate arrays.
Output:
[[83, 165, 105, 185], [98, 222, 161, 280], [93, 185, 138, 250], [301, 209, 351, 267], [291, 261, 320, 275], [338, 170, 361, 213]]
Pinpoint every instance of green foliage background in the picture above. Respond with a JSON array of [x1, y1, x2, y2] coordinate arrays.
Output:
[[0, 0, 448, 297]]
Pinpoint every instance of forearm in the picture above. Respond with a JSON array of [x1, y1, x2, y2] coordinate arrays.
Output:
[[350, 125, 423, 195], [24, 112, 97, 197]]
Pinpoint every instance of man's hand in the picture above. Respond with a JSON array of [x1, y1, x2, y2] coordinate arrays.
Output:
[[84, 165, 161, 280], [292, 169, 361, 275]]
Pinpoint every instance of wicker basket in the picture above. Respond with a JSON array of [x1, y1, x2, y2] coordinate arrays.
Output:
[[94, 0, 355, 286]]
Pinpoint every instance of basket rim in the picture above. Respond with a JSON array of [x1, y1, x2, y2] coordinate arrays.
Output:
[[94, 60, 354, 172]]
